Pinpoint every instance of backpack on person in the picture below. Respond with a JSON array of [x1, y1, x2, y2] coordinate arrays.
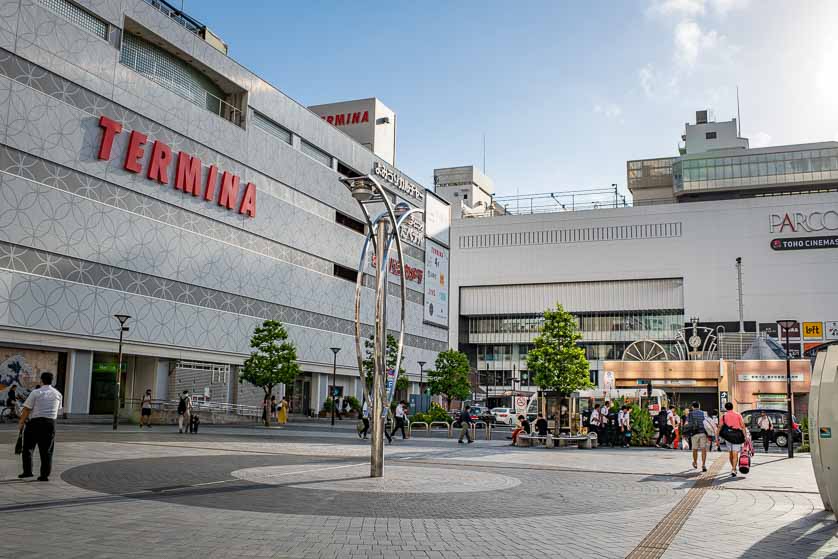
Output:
[[703, 416, 717, 437], [683, 409, 704, 437], [719, 413, 745, 444], [178, 397, 187, 414]]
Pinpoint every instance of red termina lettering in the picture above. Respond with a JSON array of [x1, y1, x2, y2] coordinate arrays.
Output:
[[204, 165, 218, 201], [175, 152, 202, 196], [97, 116, 122, 160], [218, 171, 239, 209], [147, 140, 173, 185], [123, 130, 148, 173], [239, 182, 256, 217]]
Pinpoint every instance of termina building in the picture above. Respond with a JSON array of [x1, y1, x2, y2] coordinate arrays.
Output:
[[0, 0, 449, 417], [442, 110, 838, 412]]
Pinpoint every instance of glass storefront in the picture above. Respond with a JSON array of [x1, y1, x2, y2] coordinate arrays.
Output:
[[89, 353, 127, 415]]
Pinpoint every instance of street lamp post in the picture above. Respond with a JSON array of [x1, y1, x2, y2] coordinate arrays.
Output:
[[330, 347, 340, 426], [777, 320, 797, 459], [112, 314, 131, 431], [340, 175, 417, 478], [417, 361, 426, 411]]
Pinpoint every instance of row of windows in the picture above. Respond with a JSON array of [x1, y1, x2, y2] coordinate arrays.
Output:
[[459, 222, 682, 249], [39, 0, 108, 40], [468, 312, 685, 336], [252, 110, 292, 145], [675, 154, 838, 184], [474, 341, 679, 372]]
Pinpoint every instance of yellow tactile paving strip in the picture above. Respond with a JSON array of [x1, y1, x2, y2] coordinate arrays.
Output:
[[626, 455, 727, 559]]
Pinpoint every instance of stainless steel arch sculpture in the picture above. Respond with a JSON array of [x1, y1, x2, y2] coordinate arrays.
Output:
[[622, 339, 669, 361]]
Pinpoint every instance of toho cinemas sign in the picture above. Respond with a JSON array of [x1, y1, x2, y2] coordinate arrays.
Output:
[[96, 116, 256, 217]]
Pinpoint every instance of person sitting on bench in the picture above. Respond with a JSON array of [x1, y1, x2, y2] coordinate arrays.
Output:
[[511, 415, 531, 446]]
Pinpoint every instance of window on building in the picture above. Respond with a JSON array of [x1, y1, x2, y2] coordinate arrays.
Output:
[[252, 110, 292, 144], [120, 31, 245, 127], [337, 161, 361, 177], [335, 212, 365, 235], [333, 263, 358, 283], [301, 140, 332, 167], [705, 132, 717, 139], [38, 0, 108, 40]]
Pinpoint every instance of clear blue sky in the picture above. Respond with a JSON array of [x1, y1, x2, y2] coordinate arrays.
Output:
[[184, 0, 838, 200]]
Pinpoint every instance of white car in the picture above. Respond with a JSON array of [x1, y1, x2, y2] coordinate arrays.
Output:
[[491, 407, 517, 425]]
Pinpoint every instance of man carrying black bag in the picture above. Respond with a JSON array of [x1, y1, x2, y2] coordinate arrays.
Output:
[[18, 373, 62, 482]]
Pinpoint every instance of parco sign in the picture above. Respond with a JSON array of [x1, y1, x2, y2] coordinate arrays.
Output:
[[769, 210, 838, 233]]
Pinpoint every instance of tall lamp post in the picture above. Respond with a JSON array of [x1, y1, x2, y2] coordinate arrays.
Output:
[[112, 314, 130, 431], [777, 320, 797, 459], [340, 175, 417, 478], [417, 361, 426, 411], [330, 347, 341, 426]]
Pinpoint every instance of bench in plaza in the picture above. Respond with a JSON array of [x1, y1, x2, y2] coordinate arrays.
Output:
[[516, 434, 551, 447], [552, 434, 597, 449]]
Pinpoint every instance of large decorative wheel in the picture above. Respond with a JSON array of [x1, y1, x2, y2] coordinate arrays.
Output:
[[622, 339, 668, 361]]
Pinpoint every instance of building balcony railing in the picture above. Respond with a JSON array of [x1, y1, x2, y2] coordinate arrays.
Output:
[[143, 0, 205, 36]]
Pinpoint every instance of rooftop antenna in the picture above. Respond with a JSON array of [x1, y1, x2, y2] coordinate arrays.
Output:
[[482, 133, 486, 173], [736, 86, 741, 136]]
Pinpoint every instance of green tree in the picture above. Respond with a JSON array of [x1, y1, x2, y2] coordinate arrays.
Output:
[[239, 320, 300, 426], [427, 349, 471, 410], [527, 304, 592, 394], [628, 403, 655, 446], [362, 334, 407, 397]]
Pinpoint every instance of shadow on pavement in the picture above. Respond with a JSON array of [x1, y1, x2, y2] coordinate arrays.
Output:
[[738, 511, 838, 558]]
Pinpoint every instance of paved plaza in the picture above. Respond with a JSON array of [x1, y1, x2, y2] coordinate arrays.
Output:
[[0, 423, 835, 559]]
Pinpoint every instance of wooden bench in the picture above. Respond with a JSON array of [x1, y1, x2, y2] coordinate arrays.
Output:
[[516, 434, 551, 447], [552, 434, 597, 449]]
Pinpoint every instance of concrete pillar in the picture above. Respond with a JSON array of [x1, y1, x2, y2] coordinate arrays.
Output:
[[154, 359, 169, 401], [68, 350, 93, 415]]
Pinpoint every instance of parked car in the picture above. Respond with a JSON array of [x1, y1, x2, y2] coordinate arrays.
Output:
[[452, 406, 492, 426], [741, 408, 802, 448], [491, 407, 517, 425]]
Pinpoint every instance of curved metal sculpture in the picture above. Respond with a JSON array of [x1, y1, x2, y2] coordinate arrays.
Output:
[[341, 176, 422, 478], [622, 339, 669, 361]]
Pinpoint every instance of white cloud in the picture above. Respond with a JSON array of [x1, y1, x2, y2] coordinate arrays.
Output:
[[709, 0, 749, 16], [594, 103, 623, 119], [647, 0, 706, 18], [638, 64, 679, 98], [674, 21, 721, 67], [749, 131, 772, 148]]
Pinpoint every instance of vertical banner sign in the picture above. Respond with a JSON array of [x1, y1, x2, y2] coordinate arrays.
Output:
[[424, 192, 451, 246], [384, 368, 397, 405], [424, 240, 450, 327]]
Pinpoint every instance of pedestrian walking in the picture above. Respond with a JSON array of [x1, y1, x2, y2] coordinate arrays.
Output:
[[706, 409, 720, 451], [277, 396, 289, 424], [390, 401, 408, 440], [655, 407, 670, 447], [269, 395, 277, 424], [685, 402, 709, 472], [458, 405, 474, 444], [358, 399, 370, 439], [177, 390, 192, 434], [756, 410, 774, 453], [140, 389, 152, 428], [18, 372, 62, 482], [335, 397, 343, 420], [718, 402, 748, 477], [619, 405, 632, 447]]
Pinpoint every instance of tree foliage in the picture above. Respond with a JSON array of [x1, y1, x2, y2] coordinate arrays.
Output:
[[527, 304, 592, 394], [362, 334, 406, 392], [240, 320, 300, 424], [628, 403, 655, 446], [427, 349, 471, 410]]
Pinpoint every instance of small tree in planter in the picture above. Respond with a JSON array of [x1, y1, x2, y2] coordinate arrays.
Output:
[[528, 304, 592, 395], [628, 403, 655, 446], [240, 320, 300, 426], [427, 349, 471, 411]]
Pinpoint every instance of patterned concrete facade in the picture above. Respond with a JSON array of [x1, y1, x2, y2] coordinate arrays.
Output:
[[0, 0, 448, 413]]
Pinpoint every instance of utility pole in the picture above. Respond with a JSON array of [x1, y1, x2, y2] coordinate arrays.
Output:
[[777, 320, 797, 459], [736, 257, 744, 334]]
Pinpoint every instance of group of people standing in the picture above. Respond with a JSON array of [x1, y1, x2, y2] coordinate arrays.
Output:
[[266, 395, 290, 425], [588, 401, 633, 447]]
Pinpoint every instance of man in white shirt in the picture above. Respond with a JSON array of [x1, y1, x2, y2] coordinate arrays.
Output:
[[589, 404, 602, 444], [389, 401, 408, 440], [18, 372, 63, 481]]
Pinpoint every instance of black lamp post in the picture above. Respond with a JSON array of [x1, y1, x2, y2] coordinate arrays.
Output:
[[112, 314, 131, 431], [417, 361, 426, 412], [776, 320, 797, 459], [330, 347, 340, 426]]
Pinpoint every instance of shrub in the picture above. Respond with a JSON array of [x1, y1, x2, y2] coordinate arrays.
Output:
[[345, 396, 361, 412], [412, 403, 452, 424], [322, 397, 334, 412], [629, 404, 655, 447]]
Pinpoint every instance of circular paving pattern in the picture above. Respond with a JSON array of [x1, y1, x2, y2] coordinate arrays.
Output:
[[61, 454, 683, 518], [230, 463, 521, 493]]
